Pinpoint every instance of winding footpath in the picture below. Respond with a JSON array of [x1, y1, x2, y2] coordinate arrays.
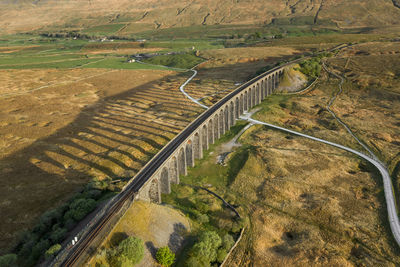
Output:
[[323, 62, 379, 161], [178, 61, 400, 247]]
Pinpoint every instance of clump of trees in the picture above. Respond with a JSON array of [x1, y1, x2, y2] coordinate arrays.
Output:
[[0, 254, 17, 267], [297, 57, 322, 79], [106, 236, 144, 267], [186, 231, 235, 266], [297, 52, 333, 79], [156, 246, 175, 267], [9, 178, 118, 266]]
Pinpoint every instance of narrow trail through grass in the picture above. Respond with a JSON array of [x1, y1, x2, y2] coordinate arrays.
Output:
[[178, 55, 400, 247]]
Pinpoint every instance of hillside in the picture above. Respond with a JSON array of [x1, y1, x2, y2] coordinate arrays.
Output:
[[1, 0, 400, 35]]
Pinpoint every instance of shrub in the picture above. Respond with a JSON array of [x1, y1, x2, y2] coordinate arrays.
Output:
[[45, 243, 61, 259], [185, 256, 205, 267], [297, 57, 323, 79], [0, 254, 17, 267], [221, 234, 235, 251], [156, 246, 175, 267], [216, 248, 227, 263], [49, 227, 67, 243], [190, 231, 222, 265], [197, 213, 209, 224], [64, 198, 96, 221]]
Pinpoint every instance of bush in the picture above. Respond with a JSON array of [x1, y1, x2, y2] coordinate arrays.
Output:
[[216, 248, 227, 263], [297, 58, 322, 79], [197, 213, 209, 224], [107, 236, 144, 267], [50, 227, 67, 243], [64, 198, 97, 221], [221, 234, 235, 251], [156, 246, 175, 267], [0, 254, 17, 267], [45, 243, 61, 259], [189, 231, 222, 265]]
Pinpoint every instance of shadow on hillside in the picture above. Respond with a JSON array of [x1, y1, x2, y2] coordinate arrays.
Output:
[[0, 53, 295, 253]]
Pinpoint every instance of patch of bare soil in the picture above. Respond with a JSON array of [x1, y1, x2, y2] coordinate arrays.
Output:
[[276, 64, 308, 93], [89, 201, 191, 267]]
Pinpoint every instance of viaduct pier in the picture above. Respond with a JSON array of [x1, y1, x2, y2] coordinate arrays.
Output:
[[59, 63, 285, 266]]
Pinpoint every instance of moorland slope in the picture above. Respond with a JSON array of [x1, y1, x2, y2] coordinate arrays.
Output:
[[1, 0, 400, 34]]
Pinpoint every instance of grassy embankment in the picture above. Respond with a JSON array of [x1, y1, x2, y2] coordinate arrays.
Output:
[[162, 121, 248, 266], [164, 90, 400, 265]]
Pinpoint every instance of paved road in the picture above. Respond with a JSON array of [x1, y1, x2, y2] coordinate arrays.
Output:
[[240, 113, 400, 247], [181, 60, 400, 247]]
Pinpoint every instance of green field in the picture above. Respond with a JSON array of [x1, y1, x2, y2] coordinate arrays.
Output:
[[82, 23, 126, 35]]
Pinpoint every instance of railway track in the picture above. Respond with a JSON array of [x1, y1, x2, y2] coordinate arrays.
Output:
[[59, 44, 350, 266]]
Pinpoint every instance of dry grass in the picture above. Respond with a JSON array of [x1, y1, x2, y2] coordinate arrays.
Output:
[[0, 68, 206, 253], [1, 0, 400, 34], [226, 128, 400, 266], [89, 201, 190, 267], [0, 43, 303, 254]]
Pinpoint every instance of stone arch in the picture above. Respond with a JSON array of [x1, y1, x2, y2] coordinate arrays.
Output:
[[208, 119, 214, 145], [202, 124, 208, 151], [224, 106, 229, 131], [244, 91, 248, 111], [269, 76, 273, 95], [149, 178, 161, 203], [186, 140, 194, 167], [253, 86, 256, 106], [230, 101, 234, 127], [240, 94, 244, 115], [235, 97, 240, 119], [214, 115, 219, 140], [160, 167, 170, 194], [272, 73, 276, 91], [169, 156, 178, 184], [219, 109, 225, 135], [192, 133, 201, 160], [261, 80, 265, 100], [275, 72, 280, 88], [178, 147, 186, 176], [256, 83, 260, 105], [250, 88, 253, 108]]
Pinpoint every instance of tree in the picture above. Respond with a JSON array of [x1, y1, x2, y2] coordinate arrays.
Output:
[[107, 236, 144, 267], [156, 246, 175, 267], [190, 231, 222, 265], [0, 254, 17, 267], [221, 234, 234, 251], [45, 244, 62, 259], [64, 198, 96, 221], [216, 249, 227, 263], [50, 227, 67, 243]]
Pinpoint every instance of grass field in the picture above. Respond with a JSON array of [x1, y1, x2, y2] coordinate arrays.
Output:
[[152, 42, 400, 265], [1, 25, 400, 266]]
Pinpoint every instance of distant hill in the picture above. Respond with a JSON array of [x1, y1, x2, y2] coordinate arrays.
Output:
[[0, 0, 399, 35]]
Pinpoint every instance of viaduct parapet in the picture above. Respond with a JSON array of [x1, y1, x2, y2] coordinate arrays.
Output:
[[136, 68, 284, 203], [58, 64, 285, 266]]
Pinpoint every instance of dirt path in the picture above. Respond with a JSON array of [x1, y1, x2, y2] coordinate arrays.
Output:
[[179, 58, 400, 248]]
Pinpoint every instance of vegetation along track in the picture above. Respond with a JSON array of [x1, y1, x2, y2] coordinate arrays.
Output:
[[179, 53, 400, 248], [60, 44, 399, 266], [59, 55, 293, 266]]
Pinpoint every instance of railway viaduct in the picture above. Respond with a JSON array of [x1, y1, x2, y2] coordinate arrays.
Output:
[[58, 64, 285, 267], [137, 68, 284, 203]]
